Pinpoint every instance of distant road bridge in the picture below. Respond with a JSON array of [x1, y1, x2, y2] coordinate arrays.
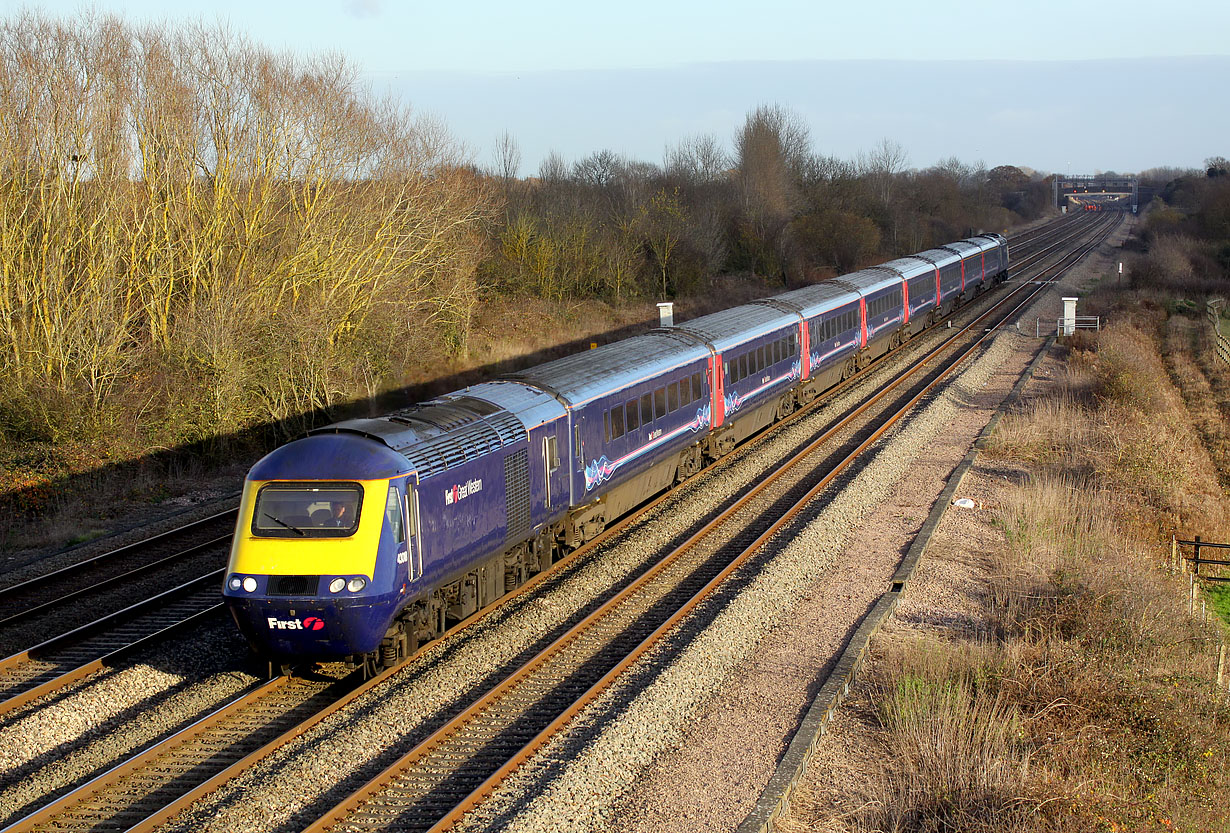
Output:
[[1053, 175, 1139, 212]]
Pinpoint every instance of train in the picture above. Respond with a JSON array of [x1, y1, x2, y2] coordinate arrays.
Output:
[[223, 233, 1009, 672]]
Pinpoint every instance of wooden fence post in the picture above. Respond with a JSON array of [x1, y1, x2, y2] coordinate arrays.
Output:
[[1219, 643, 1226, 689], [1172, 535, 1179, 572]]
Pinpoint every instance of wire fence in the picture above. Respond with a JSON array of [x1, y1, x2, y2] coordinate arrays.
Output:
[[1208, 299, 1230, 366]]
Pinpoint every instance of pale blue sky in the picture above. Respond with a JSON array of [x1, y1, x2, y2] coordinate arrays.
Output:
[[5, 2, 1228, 173], [10, 0, 1228, 72]]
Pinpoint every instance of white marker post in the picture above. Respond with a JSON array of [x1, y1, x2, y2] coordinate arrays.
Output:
[[1061, 297, 1078, 336]]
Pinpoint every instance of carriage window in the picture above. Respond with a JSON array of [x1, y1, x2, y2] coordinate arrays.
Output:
[[668, 382, 679, 413], [604, 409, 611, 442], [612, 404, 625, 438], [654, 386, 667, 419], [640, 393, 652, 426], [385, 485, 405, 544], [625, 400, 639, 432], [757, 345, 766, 371], [692, 372, 703, 398], [738, 354, 748, 381]]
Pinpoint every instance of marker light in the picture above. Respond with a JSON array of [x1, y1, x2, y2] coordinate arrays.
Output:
[[329, 577, 346, 593], [242, 577, 258, 592], [228, 576, 242, 591], [347, 577, 367, 592]]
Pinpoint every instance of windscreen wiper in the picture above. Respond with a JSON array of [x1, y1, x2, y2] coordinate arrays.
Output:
[[262, 512, 306, 536]]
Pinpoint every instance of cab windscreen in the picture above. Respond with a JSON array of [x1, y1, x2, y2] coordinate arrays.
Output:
[[251, 482, 364, 538]]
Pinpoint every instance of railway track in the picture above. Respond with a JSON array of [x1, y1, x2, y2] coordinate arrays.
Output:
[[0, 512, 236, 659], [0, 579, 224, 718], [292, 212, 1121, 833], [0, 213, 1115, 833], [1, 668, 359, 833]]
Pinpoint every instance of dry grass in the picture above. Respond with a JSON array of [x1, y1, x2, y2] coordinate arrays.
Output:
[[833, 316, 1230, 833], [847, 640, 1034, 833]]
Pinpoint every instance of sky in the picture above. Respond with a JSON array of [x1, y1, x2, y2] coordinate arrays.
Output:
[[6, 1, 1229, 174]]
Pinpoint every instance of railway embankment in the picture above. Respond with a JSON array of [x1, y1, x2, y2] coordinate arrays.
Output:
[[772, 224, 1230, 833]]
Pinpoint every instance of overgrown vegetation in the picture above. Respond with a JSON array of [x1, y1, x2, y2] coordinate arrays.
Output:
[[1130, 157, 1230, 298], [0, 11, 490, 457], [0, 10, 1051, 539], [815, 215, 1230, 831], [834, 320, 1230, 833]]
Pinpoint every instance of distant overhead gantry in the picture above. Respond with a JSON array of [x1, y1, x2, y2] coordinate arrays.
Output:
[[1053, 174, 1138, 213]]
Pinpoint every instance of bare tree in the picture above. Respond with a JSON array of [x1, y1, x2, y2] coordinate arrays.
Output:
[[537, 150, 568, 183], [860, 137, 909, 206], [731, 105, 812, 278], [0, 11, 493, 442], [665, 133, 729, 185], [573, 149, 624, 189], [493, 130, 520, 181]]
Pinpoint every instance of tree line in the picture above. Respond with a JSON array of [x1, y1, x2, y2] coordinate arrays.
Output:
[[1133, 158, 1230, 295], [479, 107, 1052, 303], [0, 11, 490, 450], [0, 11, 1055, 465]]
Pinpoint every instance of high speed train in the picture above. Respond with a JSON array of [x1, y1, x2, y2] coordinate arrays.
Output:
[[223, 233, 1008, 672]]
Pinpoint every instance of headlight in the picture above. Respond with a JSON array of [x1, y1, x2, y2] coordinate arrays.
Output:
[[242, 577, 258, 593], [329, 577, 346, 593], [347, 577, 367, 592], [228, 576, 242, 591]]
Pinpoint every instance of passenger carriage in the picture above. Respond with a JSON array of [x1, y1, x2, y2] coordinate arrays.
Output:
[[873, 257, 940, 337], [669, 304, 803, 457], [507, 331, 712, 549], [223, 232, 1011, 671], [839, 268, 907, 363], [763, 280, 862, 399]]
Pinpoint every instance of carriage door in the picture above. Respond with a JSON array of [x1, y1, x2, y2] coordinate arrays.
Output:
[[403, 480, 422, 581], [543, 432, 560, 508]]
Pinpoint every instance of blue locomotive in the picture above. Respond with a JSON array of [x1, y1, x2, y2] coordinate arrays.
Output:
[[223, 234, 1008, 671]]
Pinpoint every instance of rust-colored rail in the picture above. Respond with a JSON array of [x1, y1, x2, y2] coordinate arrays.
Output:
[[0, 212, 1109, 833], [299, 213, 1121, 833]]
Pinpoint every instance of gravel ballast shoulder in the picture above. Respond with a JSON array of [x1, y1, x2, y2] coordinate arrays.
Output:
[[0, 624, 255, 825], [450, 329, 1036, 833]]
